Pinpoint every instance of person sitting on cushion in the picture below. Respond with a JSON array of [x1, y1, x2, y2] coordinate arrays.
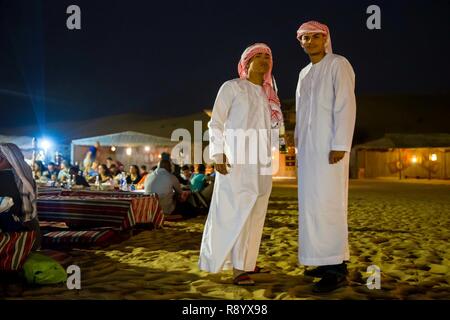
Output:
[[126, 165, 141, 185], [97, 164, 113, 183], [190, 164, 207, 192], [0, 143, 41, 249], [69, 166, 90, 187], [42, 161, 59, 181]]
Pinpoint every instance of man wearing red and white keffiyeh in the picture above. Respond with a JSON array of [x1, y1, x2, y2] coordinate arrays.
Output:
[[199, 43, 280, 286], [294, 21, 356, 293]]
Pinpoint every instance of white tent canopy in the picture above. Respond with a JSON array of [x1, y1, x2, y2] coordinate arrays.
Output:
[[0, 134, 34, 151], [71, 131, 179, 169], [71, 131, 176, 147]]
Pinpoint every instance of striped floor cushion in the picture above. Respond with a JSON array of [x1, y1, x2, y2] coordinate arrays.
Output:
[[42, 229, 117, 248], [0, 231, 36, 271]]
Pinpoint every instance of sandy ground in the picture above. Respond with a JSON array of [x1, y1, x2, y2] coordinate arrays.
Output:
[[13, 179, 450, 300]]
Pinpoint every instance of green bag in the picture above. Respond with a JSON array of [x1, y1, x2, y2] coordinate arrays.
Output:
[[23, 252, 67, 285]]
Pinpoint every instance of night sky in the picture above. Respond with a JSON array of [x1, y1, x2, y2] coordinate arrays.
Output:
[[1, 0, 449, 130]]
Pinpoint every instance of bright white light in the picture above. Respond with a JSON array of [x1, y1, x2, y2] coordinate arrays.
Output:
[[39, 139, 52, 151], [411, 156, 418, 163], [126, 148, 132, 156], [111, 146, 116, 152], [272, 146, 277, 152], [158, 154, 162, 159], [430, 154, 437, 162], [144, 146, 151, 152]]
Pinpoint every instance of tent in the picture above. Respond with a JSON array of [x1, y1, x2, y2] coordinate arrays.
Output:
[[71, 131, 179, 169], [351, 133, 450, 180], [0, 134, 34, 151], [0, 135, 37, 163]]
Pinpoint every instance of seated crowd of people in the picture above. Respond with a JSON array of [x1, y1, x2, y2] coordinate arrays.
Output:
[[2, 144, 217, 239], [144, 160, 216, 217], [32, 153, 217, 217]]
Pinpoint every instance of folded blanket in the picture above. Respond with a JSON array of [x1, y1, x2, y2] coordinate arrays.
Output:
[[0, 231, 36, 271], [0, 196, 14, 214]]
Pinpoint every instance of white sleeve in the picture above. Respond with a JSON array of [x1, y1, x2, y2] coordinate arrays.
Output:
[[331, 58, 356, 152], [208, 81, 234, 159], [294, 72, 302, 144]]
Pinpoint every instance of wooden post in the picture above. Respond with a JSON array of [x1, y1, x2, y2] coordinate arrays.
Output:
[[444, 150, 448, 180]]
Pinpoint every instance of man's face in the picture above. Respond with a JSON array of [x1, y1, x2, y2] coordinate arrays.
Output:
[[48, 164, 55, 172], [182, 169, 191, 177], [247, 53, 271, 74], [300, 32, 327, 55]]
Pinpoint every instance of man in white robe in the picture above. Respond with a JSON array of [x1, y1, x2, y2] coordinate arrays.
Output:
[[295, 21, 356, 293], [199, 43, 283, 285]]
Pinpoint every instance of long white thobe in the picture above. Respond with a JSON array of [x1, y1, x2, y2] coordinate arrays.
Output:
[[199, 78, 273, 273], [295, 53, 356, 266]]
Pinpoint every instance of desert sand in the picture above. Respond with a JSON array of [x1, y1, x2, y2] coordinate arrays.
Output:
[[14, 179, 450, 300]]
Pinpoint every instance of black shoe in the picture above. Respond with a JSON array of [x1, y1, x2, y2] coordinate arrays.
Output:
[[304, 266, 329, 278], [312, 271, 348, 293], [305, 263, 349, 278]]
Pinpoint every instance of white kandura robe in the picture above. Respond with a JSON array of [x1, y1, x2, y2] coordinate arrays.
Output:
[[295, 53, 356, 266], [199, 78, 273, 273]]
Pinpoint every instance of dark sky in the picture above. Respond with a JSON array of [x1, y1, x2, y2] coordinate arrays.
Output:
[[1, 0, 449, 130]]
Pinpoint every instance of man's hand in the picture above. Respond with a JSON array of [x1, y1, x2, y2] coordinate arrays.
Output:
[[329, 150, 346, 164], [214, 153, 230, 175]]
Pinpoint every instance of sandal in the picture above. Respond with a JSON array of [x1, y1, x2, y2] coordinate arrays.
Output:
[[233, 273, 255, 286], [247, 266, 270, 274]]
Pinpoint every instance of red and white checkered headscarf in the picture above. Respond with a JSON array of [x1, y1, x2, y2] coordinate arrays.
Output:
[[238, 43, 283, 128], [296, 20, 333, 54]]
